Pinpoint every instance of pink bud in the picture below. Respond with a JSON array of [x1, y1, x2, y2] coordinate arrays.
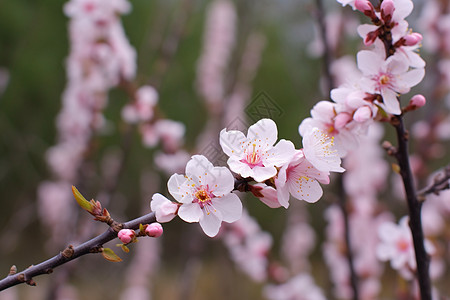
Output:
[[118, 229, 135, 244], [403, 33, 423, 46], [381, 0, 395, 20], [410, 94, 426, 108], [355, 0, 374, 14], [353, 106, 372, 122], [145, 222, 163, 238], [334, 112, 352, 129]]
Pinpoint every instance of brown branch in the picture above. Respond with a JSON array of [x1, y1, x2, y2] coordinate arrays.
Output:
[[0, 212, 156, 292], [392, 115, 432, 300]]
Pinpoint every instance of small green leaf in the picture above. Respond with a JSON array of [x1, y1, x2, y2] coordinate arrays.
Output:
[[101, 248, 122, 262], [121, 244, 130, 253], [72, 186, 94, 213], [139, 223, 145, 233]]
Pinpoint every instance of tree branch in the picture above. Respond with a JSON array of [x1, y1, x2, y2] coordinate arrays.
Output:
[[392, 115, 432, 300], [417, 164, 450, 202], [0, 212, 156, 292]]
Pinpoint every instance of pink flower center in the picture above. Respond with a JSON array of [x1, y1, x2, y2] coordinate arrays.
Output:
[[396, 238, 410, 252], [193, 186, 215, 213], [241, 144, 264, 168], [374, 72, 394, 89]]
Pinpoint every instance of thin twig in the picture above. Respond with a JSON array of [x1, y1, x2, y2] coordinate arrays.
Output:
[[417, 164, 450, 202], [0, 212, 156, 292]]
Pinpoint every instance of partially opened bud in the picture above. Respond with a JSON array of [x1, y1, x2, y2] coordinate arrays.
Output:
[[353, 106, 372, 122], [145, 222, 163, 238], [403, 33, 423, 46], [381, 0, 395, 22], [334, 112, 352, 129], [118, 229, 135, 244], [355, 0, 375, 17]]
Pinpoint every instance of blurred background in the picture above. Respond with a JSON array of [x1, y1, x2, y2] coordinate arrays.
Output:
[[1, 0, 449, 299]]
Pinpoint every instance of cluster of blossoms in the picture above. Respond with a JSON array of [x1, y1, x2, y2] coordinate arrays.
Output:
[[195, 0, 236, 107], [48, 0, 136, 181], [38, 0, 137, 248], [151, 118, 344, 236], [303, 0, 425, 156]]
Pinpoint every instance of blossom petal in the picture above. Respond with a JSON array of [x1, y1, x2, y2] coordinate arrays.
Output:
[[265, 139, 296, 167], [397, 68, 425, 90], [357, 50, 384, 75], [185, 155, 213, 177], [208, 166, 235, 196], [178, 203, 202, 222], [199, 211, 222, 237], [220, 129, 247, 157], [151, 193, 178, 223], [212, 193, 242, 223], [246, 118, 277, 147], [167, 174, 194, 203], [380, 89, 401, 115], [252, 165, 277, 182], [288, 176, 323, 203]]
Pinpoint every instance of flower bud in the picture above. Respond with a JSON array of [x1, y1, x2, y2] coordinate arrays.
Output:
[[145, 222, 163, 238], [334, 112, 352, 129], [353, 106, 372, 122], [403, 33, 423, 46], [409, 94, 426, 108], [355, 0, 374, 16], [118, 229, 135, 244], [381, 0, 395, 21]]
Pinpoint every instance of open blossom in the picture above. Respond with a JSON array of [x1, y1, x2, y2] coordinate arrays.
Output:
[[121, 85, 158, 123], [220, 118, 296, 182], [301, 127, 345, 173], [376, 216, 435, 279], [275, 151, 330, 208], [167, 155, 242, 237], [357, 49, 425, 115]]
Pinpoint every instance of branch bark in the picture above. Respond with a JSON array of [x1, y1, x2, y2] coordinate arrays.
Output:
[[0, 212, 156, 292], [392, 115, 431, 300]]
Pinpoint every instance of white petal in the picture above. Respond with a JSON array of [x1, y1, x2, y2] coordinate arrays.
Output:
[[185, 155, 213, 177], [265, 139, 296, 167], [386, 54, 409, 75], [212, 193, 242, 223], [227, 157, 254, 178], [220, 129, 247, 158], [302, 128, 345, 173], [208, 166, 235, 196], [199, 211, 222, 237], [397, 68, 425, 89], [151, 193, 177, 223], [253, 183, 283, 208], [246, 118, 277, 147], [380, 89, 401, 115], [178, 203, 202, 223], [357, 50, 384, 75], [288, 176, 323, 203], [167, 174, 194, 203], [252, 165, 277, 182]]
